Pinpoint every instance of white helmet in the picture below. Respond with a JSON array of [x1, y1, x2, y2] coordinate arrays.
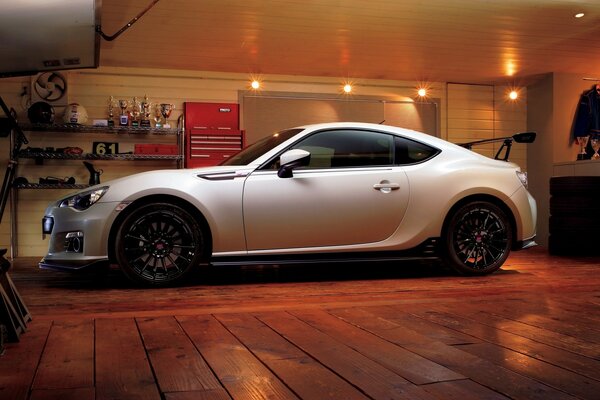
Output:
[[63, 103, 88, 124]]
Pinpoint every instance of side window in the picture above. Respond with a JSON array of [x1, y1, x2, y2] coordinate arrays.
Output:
[[293, 129, 394, 168], [394, 136, 439, 165]]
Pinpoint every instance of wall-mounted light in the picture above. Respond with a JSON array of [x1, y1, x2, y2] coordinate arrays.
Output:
[[250, 79, 261, 90], [508, 90, 519, 100], [343, 83, 353, 93], [417, 88, 427, 97]]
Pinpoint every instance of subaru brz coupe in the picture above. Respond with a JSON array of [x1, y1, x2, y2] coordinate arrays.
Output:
[[40, 122, 537, 286]]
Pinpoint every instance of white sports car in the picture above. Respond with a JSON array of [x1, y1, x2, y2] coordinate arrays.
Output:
[[40, 122, 537, 286]]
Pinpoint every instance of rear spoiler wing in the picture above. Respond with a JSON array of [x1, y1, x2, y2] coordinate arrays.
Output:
[[458, 132, 536, 161]]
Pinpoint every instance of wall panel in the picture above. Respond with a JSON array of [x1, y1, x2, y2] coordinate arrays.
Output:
[[447, 83, 528, 169]]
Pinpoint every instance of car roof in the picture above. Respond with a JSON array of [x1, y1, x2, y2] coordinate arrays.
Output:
[[295, 122, 461, 151]]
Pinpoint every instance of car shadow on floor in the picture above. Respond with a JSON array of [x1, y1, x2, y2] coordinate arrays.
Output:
[[28, 259, 519, 290]]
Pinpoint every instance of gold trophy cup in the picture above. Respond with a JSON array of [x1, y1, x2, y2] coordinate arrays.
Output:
[[140, 95, 152, 128], [160, 103, 175, 129], [131, 97, 141, 127], [107, 96, 116, 127], [118, 99, 129, 126]]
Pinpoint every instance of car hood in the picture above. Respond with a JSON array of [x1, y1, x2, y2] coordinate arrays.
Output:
[[92, 165, 255, 203]]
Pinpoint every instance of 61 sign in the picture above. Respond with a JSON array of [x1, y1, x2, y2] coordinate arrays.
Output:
[[92, 142, 119, 155]]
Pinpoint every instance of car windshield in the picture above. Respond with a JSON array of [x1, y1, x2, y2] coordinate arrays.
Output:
[[220, 128, 303, 165]]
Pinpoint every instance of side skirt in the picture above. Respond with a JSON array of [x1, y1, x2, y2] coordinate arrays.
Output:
[[210, 238, 441, 267]]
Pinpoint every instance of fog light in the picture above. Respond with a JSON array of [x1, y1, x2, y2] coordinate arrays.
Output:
[[42, 216, 54, 234], [65, 231, 84, 253]]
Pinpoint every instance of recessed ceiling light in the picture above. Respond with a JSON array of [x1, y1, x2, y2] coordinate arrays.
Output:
[[575, 12, 585, 18]]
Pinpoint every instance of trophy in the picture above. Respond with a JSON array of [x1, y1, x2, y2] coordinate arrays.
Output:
[[153, 104, 163, 128], [107, 96, 116, 127], [131, 97, 141, 127], [160, 103, 175, 128], [118, 99, 129, 126], [140, 95, 152, 128], [591, 134, 600, 160], [575, 135, 590, 160]]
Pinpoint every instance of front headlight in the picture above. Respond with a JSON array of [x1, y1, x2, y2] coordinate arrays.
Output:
[[59, 187, 109, 210], [516, 171, 528, 188]]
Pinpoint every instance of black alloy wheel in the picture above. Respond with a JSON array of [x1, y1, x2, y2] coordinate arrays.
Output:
[[444, 201, 512, 275], [115, 202, 206, 286]]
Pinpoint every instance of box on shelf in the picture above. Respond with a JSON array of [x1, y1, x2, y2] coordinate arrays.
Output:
[[134, 144, 179, 155]]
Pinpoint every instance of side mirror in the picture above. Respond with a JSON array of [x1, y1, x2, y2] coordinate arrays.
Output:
[[278, 149, 311, 178]]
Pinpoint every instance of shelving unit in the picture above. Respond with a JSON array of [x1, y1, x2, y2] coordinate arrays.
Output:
[[20, 123, 179, 135], [18, 150, 182, 162], [7, 122, 184, 256]]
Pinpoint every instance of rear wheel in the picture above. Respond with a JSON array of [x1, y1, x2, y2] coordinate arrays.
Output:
[[115, 202, 206, 286], [443, 201, 512, 275]]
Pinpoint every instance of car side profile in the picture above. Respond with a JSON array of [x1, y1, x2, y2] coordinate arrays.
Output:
[[40, 122, 537, 286]]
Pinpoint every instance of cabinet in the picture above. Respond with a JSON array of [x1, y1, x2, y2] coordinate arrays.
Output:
[[8, 122, 183, 256], [184, 102, 245, 168]]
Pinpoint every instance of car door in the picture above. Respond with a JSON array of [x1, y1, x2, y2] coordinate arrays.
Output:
[[242, 129, 410, 251]]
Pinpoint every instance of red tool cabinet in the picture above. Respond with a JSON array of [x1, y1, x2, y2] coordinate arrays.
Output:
[[184, 102, 245, 168]]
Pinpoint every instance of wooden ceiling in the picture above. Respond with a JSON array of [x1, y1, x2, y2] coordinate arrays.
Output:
[[99, 0, 600, 84]]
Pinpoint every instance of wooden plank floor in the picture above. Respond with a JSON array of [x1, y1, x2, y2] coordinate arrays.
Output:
[[1, 248, 600, 399]]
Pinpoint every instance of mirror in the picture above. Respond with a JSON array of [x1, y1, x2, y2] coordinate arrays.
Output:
[[278, 149, 311, 178]]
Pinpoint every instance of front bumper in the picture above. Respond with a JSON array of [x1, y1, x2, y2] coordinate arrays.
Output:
[[41, 201, 120, 270], [39, 257, 110, 272]]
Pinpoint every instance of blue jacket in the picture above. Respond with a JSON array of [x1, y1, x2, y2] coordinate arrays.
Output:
[[573, 86, 600, 137]]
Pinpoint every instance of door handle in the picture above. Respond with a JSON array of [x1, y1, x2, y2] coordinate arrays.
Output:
[[373, 182, 400, 193]]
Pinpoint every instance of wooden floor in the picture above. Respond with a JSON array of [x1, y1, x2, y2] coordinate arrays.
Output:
[[1, 248, 600, 400]]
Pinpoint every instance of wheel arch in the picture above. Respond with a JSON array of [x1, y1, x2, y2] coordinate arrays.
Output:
[[107, 194, 213, 264], [441, 194, 518, 249]]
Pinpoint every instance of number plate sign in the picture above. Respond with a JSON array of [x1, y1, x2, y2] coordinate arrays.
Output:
[[92, 142, 119, 155]]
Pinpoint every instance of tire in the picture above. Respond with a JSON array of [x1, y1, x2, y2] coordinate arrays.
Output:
[[548, 234, 597, 256], [443, 201, 513, 275], [549, 196, 600, 216], [550, 176, 600, 197], [549, 215, 599, 236], [115, 202, 206, 286]]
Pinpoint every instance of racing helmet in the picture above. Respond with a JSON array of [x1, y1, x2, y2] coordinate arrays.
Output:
[[28, 101, 55, 124]]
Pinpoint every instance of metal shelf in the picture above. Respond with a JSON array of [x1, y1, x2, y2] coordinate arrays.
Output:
[[21, 123, 179, 135], [18, 151, 183, 161], [7, 116, 185, 257], [15, 183, 90, 190]]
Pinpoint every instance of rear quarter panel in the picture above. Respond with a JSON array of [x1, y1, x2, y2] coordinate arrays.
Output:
[[386, 151, 525, 248]]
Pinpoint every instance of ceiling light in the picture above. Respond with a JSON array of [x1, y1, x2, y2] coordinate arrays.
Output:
[[575, 12, 585, 18]]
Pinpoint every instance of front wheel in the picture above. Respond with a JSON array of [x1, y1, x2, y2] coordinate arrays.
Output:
[[115, 202, 207, 286], [443, 201, 512, 275]]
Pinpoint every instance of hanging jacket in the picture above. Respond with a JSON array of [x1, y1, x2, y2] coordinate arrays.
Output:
[[573, 86, 600, 138]]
